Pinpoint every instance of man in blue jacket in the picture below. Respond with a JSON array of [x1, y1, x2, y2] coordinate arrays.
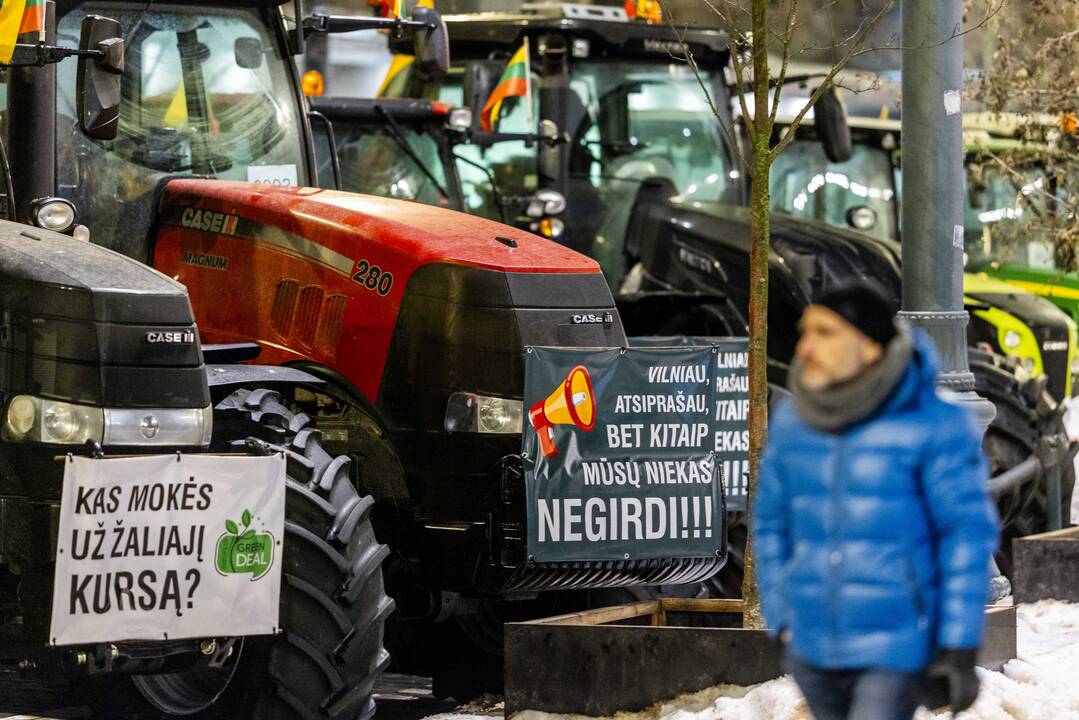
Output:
[[755, 282, 999, 720]]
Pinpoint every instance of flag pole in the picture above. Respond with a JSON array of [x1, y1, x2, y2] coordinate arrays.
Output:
[[522, 35, 533, 129]]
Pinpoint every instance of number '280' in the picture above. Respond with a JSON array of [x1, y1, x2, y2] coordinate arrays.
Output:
[[351, 260, 393, 296]]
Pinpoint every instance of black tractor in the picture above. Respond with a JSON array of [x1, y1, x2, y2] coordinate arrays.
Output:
[[0, 15, 388, 719]]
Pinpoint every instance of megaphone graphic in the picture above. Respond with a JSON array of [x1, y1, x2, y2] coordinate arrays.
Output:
[[529, 365, 596, 459]]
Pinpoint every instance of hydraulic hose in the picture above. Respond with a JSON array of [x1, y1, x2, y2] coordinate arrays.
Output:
[[988, 455, 1040, 496]]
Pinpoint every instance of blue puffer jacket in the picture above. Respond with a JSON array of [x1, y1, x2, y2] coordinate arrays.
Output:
[[754, 331, 999, 672]]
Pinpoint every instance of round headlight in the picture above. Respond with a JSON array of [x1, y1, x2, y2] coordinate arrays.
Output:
[[846, 205, 878, 231], [5, 396, 36, 437], [479, 397, 511, 433], [1003, 330, 1022, 349], [44, 403, 80, 442], [32, 198, 77, 233]]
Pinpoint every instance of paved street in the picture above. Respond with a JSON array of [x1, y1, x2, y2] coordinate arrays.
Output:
[[0, 674, 466, 720]]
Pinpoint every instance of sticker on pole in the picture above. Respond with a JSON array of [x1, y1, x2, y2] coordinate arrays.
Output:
[[523, 346, 726, 563], [49, 453, 286, 646]]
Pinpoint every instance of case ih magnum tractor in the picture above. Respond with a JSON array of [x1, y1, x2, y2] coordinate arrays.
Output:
[[1, 19, 390, 719], [6, 0, 725, 704]]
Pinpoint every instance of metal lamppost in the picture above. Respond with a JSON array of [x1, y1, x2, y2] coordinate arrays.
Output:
[[899, 0, 996, 432]]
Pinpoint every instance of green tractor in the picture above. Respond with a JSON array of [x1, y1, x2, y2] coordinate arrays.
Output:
[[769, 108, 1079, 403]]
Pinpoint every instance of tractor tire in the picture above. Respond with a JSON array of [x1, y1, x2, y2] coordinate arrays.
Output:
[[78, 388, 393, 720], [970, 350, 1075, 577], [703, 516, 746, 598]]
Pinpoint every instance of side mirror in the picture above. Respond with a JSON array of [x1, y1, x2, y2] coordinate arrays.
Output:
[[463, 60, 503, 128], [235, 37, 264, 69], [76, 15, 124, 141], [814, 86, 852, 164], [411, 6, 449, 81]]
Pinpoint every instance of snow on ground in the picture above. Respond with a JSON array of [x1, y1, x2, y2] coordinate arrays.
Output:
[[486, 602, 1079, 720]]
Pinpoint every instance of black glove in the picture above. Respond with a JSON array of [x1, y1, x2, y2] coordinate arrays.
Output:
[[928, 647, 980, 713]]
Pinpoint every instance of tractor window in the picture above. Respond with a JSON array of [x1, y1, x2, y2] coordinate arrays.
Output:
[[318, 120, 451, 207], [963, 158, 1079, 271], [565, 62, 735, 286], [438, 72, 539, 221], [54, 3, 305, 261], [567, 63, 734, 203], [770, 138, 898, 243]]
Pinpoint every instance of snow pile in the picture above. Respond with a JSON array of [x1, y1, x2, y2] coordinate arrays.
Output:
[[923, 601, 1079, 719], [495, 601, 1079, 720]]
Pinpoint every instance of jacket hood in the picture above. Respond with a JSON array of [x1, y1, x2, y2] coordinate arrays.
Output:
[[882, 327, 943, 417]]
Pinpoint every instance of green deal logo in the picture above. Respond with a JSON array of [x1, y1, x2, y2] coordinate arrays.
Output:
[[215, 509, 274, 580]]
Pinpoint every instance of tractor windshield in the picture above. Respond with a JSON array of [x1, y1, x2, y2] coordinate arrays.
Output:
[[566, 62, 735, 204], [963, 157, 1079, 273], [315, 117, 453, 208], [54, 3, 305, 260], [442, 59, 734, 284], [770, 135, 899, 243]]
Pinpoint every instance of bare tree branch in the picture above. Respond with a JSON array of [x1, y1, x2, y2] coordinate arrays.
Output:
[[769, 0, 897, 161], [768, 0, 802, 129]]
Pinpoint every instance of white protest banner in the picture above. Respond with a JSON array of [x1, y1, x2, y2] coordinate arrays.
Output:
[[49, 453, 285, 646]]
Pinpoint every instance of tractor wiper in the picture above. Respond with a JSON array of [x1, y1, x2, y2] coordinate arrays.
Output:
[[374, 105, 449, 201]]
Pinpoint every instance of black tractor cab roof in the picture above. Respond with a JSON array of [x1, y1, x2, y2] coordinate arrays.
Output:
[[438, 3, 730, 67]]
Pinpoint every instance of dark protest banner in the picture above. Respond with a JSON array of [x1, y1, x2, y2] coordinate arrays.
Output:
[[630, 337, 750, 511], [523, 346, 725, 563], [49, 454, 285, 646]]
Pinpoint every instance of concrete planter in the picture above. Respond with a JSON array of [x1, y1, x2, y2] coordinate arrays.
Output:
[[1013, 526, 1079, 603], [504, 599, 1016, 717]]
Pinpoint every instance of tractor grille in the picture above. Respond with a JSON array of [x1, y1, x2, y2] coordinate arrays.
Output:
[[271, 279, 299, 336], [295, 285, 325, 347], [501, 557, 725, 592], [317, 294, 348, 355], [1038, 325, 1070, 399]]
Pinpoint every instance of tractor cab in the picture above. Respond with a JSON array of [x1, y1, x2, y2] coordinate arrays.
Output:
[[766, 106, 1079, 400], [385, 4, 741, 288], [29, 0, 447, 262]]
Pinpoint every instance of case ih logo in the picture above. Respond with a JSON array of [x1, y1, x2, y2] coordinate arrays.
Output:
[[180, 207, 239, 235], [145, 331, 195, 345], [571, 313, 614, 325]]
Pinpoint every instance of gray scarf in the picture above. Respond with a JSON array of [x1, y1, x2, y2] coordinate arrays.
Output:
[[788, 322, 914, 432]]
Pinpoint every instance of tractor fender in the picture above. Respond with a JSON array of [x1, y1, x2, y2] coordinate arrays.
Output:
[[204, 363, 324, 392], [284, 360, 412, 506]]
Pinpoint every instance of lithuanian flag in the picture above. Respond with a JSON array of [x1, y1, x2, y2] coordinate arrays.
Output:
[[18, 0, 44, 40], [0, 0, 27, 63], [480, 37, 531, 132]]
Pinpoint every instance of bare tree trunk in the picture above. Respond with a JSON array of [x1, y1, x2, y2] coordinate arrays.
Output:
[[741, 0, 773, 631]]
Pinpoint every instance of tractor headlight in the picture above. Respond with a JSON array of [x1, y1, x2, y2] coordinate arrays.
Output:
[[103, 407, 212, 447], [2, 395, 211, 447], [3, 396, 103, 444], [444, 392, 523, 434], [30, 197, 77, 233], [1003, 330, 1022, 349]]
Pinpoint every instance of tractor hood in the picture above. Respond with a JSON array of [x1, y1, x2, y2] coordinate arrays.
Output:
[[0, 221, 206, 408], [0, 221, 193, 325], [630, 199, 903, 304], [158, 180, 599, 275]]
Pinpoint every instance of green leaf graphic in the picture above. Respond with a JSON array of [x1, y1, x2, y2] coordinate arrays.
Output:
[[242, 509, 251, 527], [225, 519, 238, 534]]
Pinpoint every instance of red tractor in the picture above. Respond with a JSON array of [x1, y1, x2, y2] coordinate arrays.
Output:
[[4, 0, 724, 708]]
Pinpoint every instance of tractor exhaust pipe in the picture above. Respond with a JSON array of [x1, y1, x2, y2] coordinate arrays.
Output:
[[7, 0, 57, 224]]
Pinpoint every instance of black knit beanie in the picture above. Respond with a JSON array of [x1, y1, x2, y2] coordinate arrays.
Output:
[[811, 282, 898, 347]]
